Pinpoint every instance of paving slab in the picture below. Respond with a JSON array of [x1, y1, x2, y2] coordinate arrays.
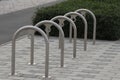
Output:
[[0, 35, 120, 80]]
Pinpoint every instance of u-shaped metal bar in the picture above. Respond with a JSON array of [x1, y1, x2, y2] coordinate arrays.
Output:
[[65, 12, 88, 51], [11, 25, 50, 78], [51, 16, 77, 58], [75, 9, 97, 45], [35, 20, 65, 67]]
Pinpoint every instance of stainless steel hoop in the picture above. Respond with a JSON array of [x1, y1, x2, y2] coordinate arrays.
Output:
[[76, 9, 97, 45], [51, 16, 77, 58], [65, 12, 88, 51], [11, 25, 50, 78], [35, 20, 65, 67]]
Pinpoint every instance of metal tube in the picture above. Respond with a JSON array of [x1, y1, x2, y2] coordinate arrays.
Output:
[[11, 25, 49, 79], [45, 42, 49, 77], [61, 35, 64, 67], [76, 9, 97, 45], [59, 31, 61, 48], [73, 26, 77, 58], [58, 20, 64, 49], [11, 36, 16, 75], [30, 33, 34, 65], [93, 16, 97, 45], [65, 12, 88, 51], [69, 23, 72, 43], [46, 31, 49, 38], [27, 30, 35, 65]]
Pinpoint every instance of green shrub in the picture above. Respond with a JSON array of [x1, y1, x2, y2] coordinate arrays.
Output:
[[32, 0, 120, 40]]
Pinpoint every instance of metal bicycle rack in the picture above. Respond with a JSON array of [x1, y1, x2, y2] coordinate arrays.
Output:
[[51, 16, 77, 58], [11, 25, 51, 79], [75, 9, 97, 45], [65, 12, 88, 51], [35, 20, 65, 67], [10, 8, 97, 80]]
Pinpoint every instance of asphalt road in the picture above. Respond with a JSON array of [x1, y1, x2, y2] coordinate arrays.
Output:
[[0, 0, 64, 45], [0, 7, 35, 45]]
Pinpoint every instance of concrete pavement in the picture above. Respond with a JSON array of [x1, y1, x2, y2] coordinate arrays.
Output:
[[0, 36, 120, 80]]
